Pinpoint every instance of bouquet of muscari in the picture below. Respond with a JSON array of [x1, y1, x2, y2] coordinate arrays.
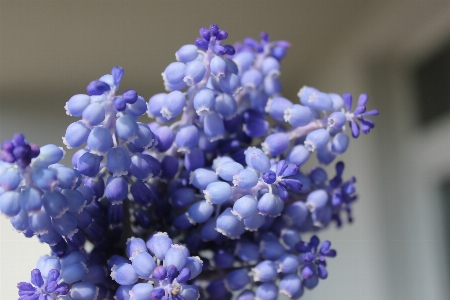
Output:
[[0, 24, 378, 300]]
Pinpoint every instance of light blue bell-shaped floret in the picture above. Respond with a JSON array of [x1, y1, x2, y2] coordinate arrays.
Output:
[[280, 274, 303, 298], [193, 88, 216, 116], [185, 148, 204, 171], [187, 200, 214, 224], [32, 168, 58, 191], [245, 147, 271, 173], [87, 126, 113, 155], [317, 144, 336, 165], [204, 181, 232, 204], [190, 168, 218, 190], [260, 238, 285, 260], [163, 62, 186, 85], [63, 121, 91, 148], [70, 282, 98, 300], [303, 274, 319, 289], [298, 86, 334, 111], [126, 96, 147, 118], [115, 285, 132, 300], [262, 132, 290, 157], [216, 161, 243, 181], [99, 73, 114, 87], [286, 145, 310, 166], [252, 260, 278, 282], [0, 169, 21, 191], [232, 195, 257, 221], [233, 168, 259, 189], [277, 254, 300, 274], [281, 229, 302, 249], [200, 217, 220, 241], [132, 122, 156, 149], [215, 207, 242, 237], [237, 290, 255, 300], [42, 191, 68, 218], [34, 144, 65, 168], [126, 237, 147, 259], [147, 93, 167, 118], [180, 285, 200, 300], [204, 113, 225, 141], [154, 126, 175, 152], [61, 261, 88, 283], [176, 44, 199, 63], [61, 251, 88, 268], [265, 96, 293, 122], [236, 240, 259, 262], [184, 60, 206, 86], [0, 191, 20, 217], [284, 104, 312, 127], [215, 93, 237, 119], [219, 72, 241, 95], [283, 201, 309, 227], [304, 128, 330, 152], [328, 111, 347, 130], [227, 217, 246, 238], [257, 193, 278, 216], [160, 91, 186, 120], [111, 263, 138, 285], [306, 189, 329, 212], [106, 146, 131, 176], [51, 212, 78, 237], [212, 156, 234, 172], [131, 252, 156, 278], [51, 165, 80, 189], [232, 51, 255, 74], [184, 256, 203, 279], [62, 189, 86, 214], [72, 149, 87, 168], [130, 153, 160, 180], [76, 152, 101, 178], [10, 208, 29, 231], [210, 56, 228, 79], [262, 56, 281, 77], [105, 176, 128, 203], [207, 75, 223, 93], [176, 125, 199, 153], [28, 209, 51, 234], [82, 102, 105, 127], [241, 69, 263, 90], [329, 93, 345, 111], [170, 188, 196, 208], [243, 210, 266, 231], [129, 283, 154, 300], [332, 132, 350, 154], [225, 268, 250, 291], [164, 244, 188, 271], [40, 256, 61, 276], [65, 94, 91, 117], [264, 75, 282, 97], [146, 232, 172, 261], [116, 115, 139, 143], [164, 80, 188, 92], [73, 209, 92, 229]]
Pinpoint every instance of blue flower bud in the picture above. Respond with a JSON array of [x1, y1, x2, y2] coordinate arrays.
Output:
[[65, 94, 91, 117], [180, 285, 200, 300], [217, 161, 243, 181], [195, 37, 208, 51], [262, 133, 290, 156], [260, 238, 285, 260], [233, 168, 259, 189], [184, 256, 203, 279], [62, 189, 86, 214], [255, 283, 278, 300], [262, 56, 281, 76], [277, 254, 300, 273], [32, 168, 58, 190], [280, 274, 302, 298], [176, 44, 198, 63], [129, 283, 154, 300], [148, 93, 167, 118], [146, 232, 172, 261], [105, 176, 128, 203], [164, 244, 188, 271], [189, 168, 217, 190], [286, 145, 310, 166], [126, 237, 146, 259], [41, 256, 61, 276], [266, 97, 292, 122], [232, 52, 255, 73], [241, 69, 263, 90], [160, 91, 186, 120], [331, 132, 350, 154], [114, 96, 127, 111], [193, 88, 215, 116], [126, 96, 147, 117], [200, 218, 220, 241], [329, 93, 344, 111], [264, 75, 282, 96], [116, 115, 139, 143], [245, 147, 270, 173], [225, 268, 250, 291], [77, 152, 101, 177], [283, 201, 309, 227], [304, 128, 330, 152], [303, 274, 319, 289], [61, 262, 88, 283], [216, 207, 242, 238], [306, 189, 329, 212], [0, 169, 21, 191], [82, 102, 105, 127], [215, 93, 237, 118], [87, 126, 113, 155], [10, 208, 28, 231], [86, 80, 110, 96], [51, 212, 78, 237], [176, 125, 199, 153], [130, 153, 159, 180], [107, 146, 131, 176], [163, 62, 186, 85], [214, 249, 234, 268], [309, 167, 328, 185], [132, 252, 156, 278], [115, 285, 132, 300], [284, 104, 312, 127], [237, 290, 255, 300], [298, 86, 334, 111], [232, 195, 257, 220], [328, 111, 347, 130], [243, 210, 266, 231], [203, 113, 225, 141], [211, 56, 228, 78], [184, 148, 205, 171], [52, 166, 80, 189], [219, 73, 240, 95], [204, 181, 231, 204], [111, 263, 138, 285], [0, 191, 20, 217], [184, 61, 206, 86], [252, 260, 277, 282], [63, 121, 90, 148], [154, 126, 175, 152], [187, 200, 214, 224], [42, 191, 68, 218], [161, 155, 179, 180], [28, 209, 51, 234]]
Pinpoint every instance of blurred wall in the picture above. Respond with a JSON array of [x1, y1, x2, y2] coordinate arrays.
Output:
[[1, 1, 450, 299]]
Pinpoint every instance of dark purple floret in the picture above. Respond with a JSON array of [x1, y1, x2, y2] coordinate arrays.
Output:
[[217, 30, 228, 41], [195, 37, 208, 51], [199, 27, 210, 41], [262, 170, 277, 184], [153, 265, 168, 280], [1, 133, 39, 167], [112, 66, 124, 87], [214, 45, 227, 55], [86, 80, 111, 95], [166, 265, 178, 283], [122, 89, 138, 104], [209, 24, 219, 37], [223, 44, 235, 56]]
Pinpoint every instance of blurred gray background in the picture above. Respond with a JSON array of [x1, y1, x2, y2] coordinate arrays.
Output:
[[1, 1, 450, 299]]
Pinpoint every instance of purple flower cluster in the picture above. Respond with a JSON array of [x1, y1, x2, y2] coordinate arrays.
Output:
[[0, 23, 378, 300]]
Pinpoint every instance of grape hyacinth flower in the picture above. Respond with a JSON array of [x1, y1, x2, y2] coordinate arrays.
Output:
[[0, 23, 379, 300]]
